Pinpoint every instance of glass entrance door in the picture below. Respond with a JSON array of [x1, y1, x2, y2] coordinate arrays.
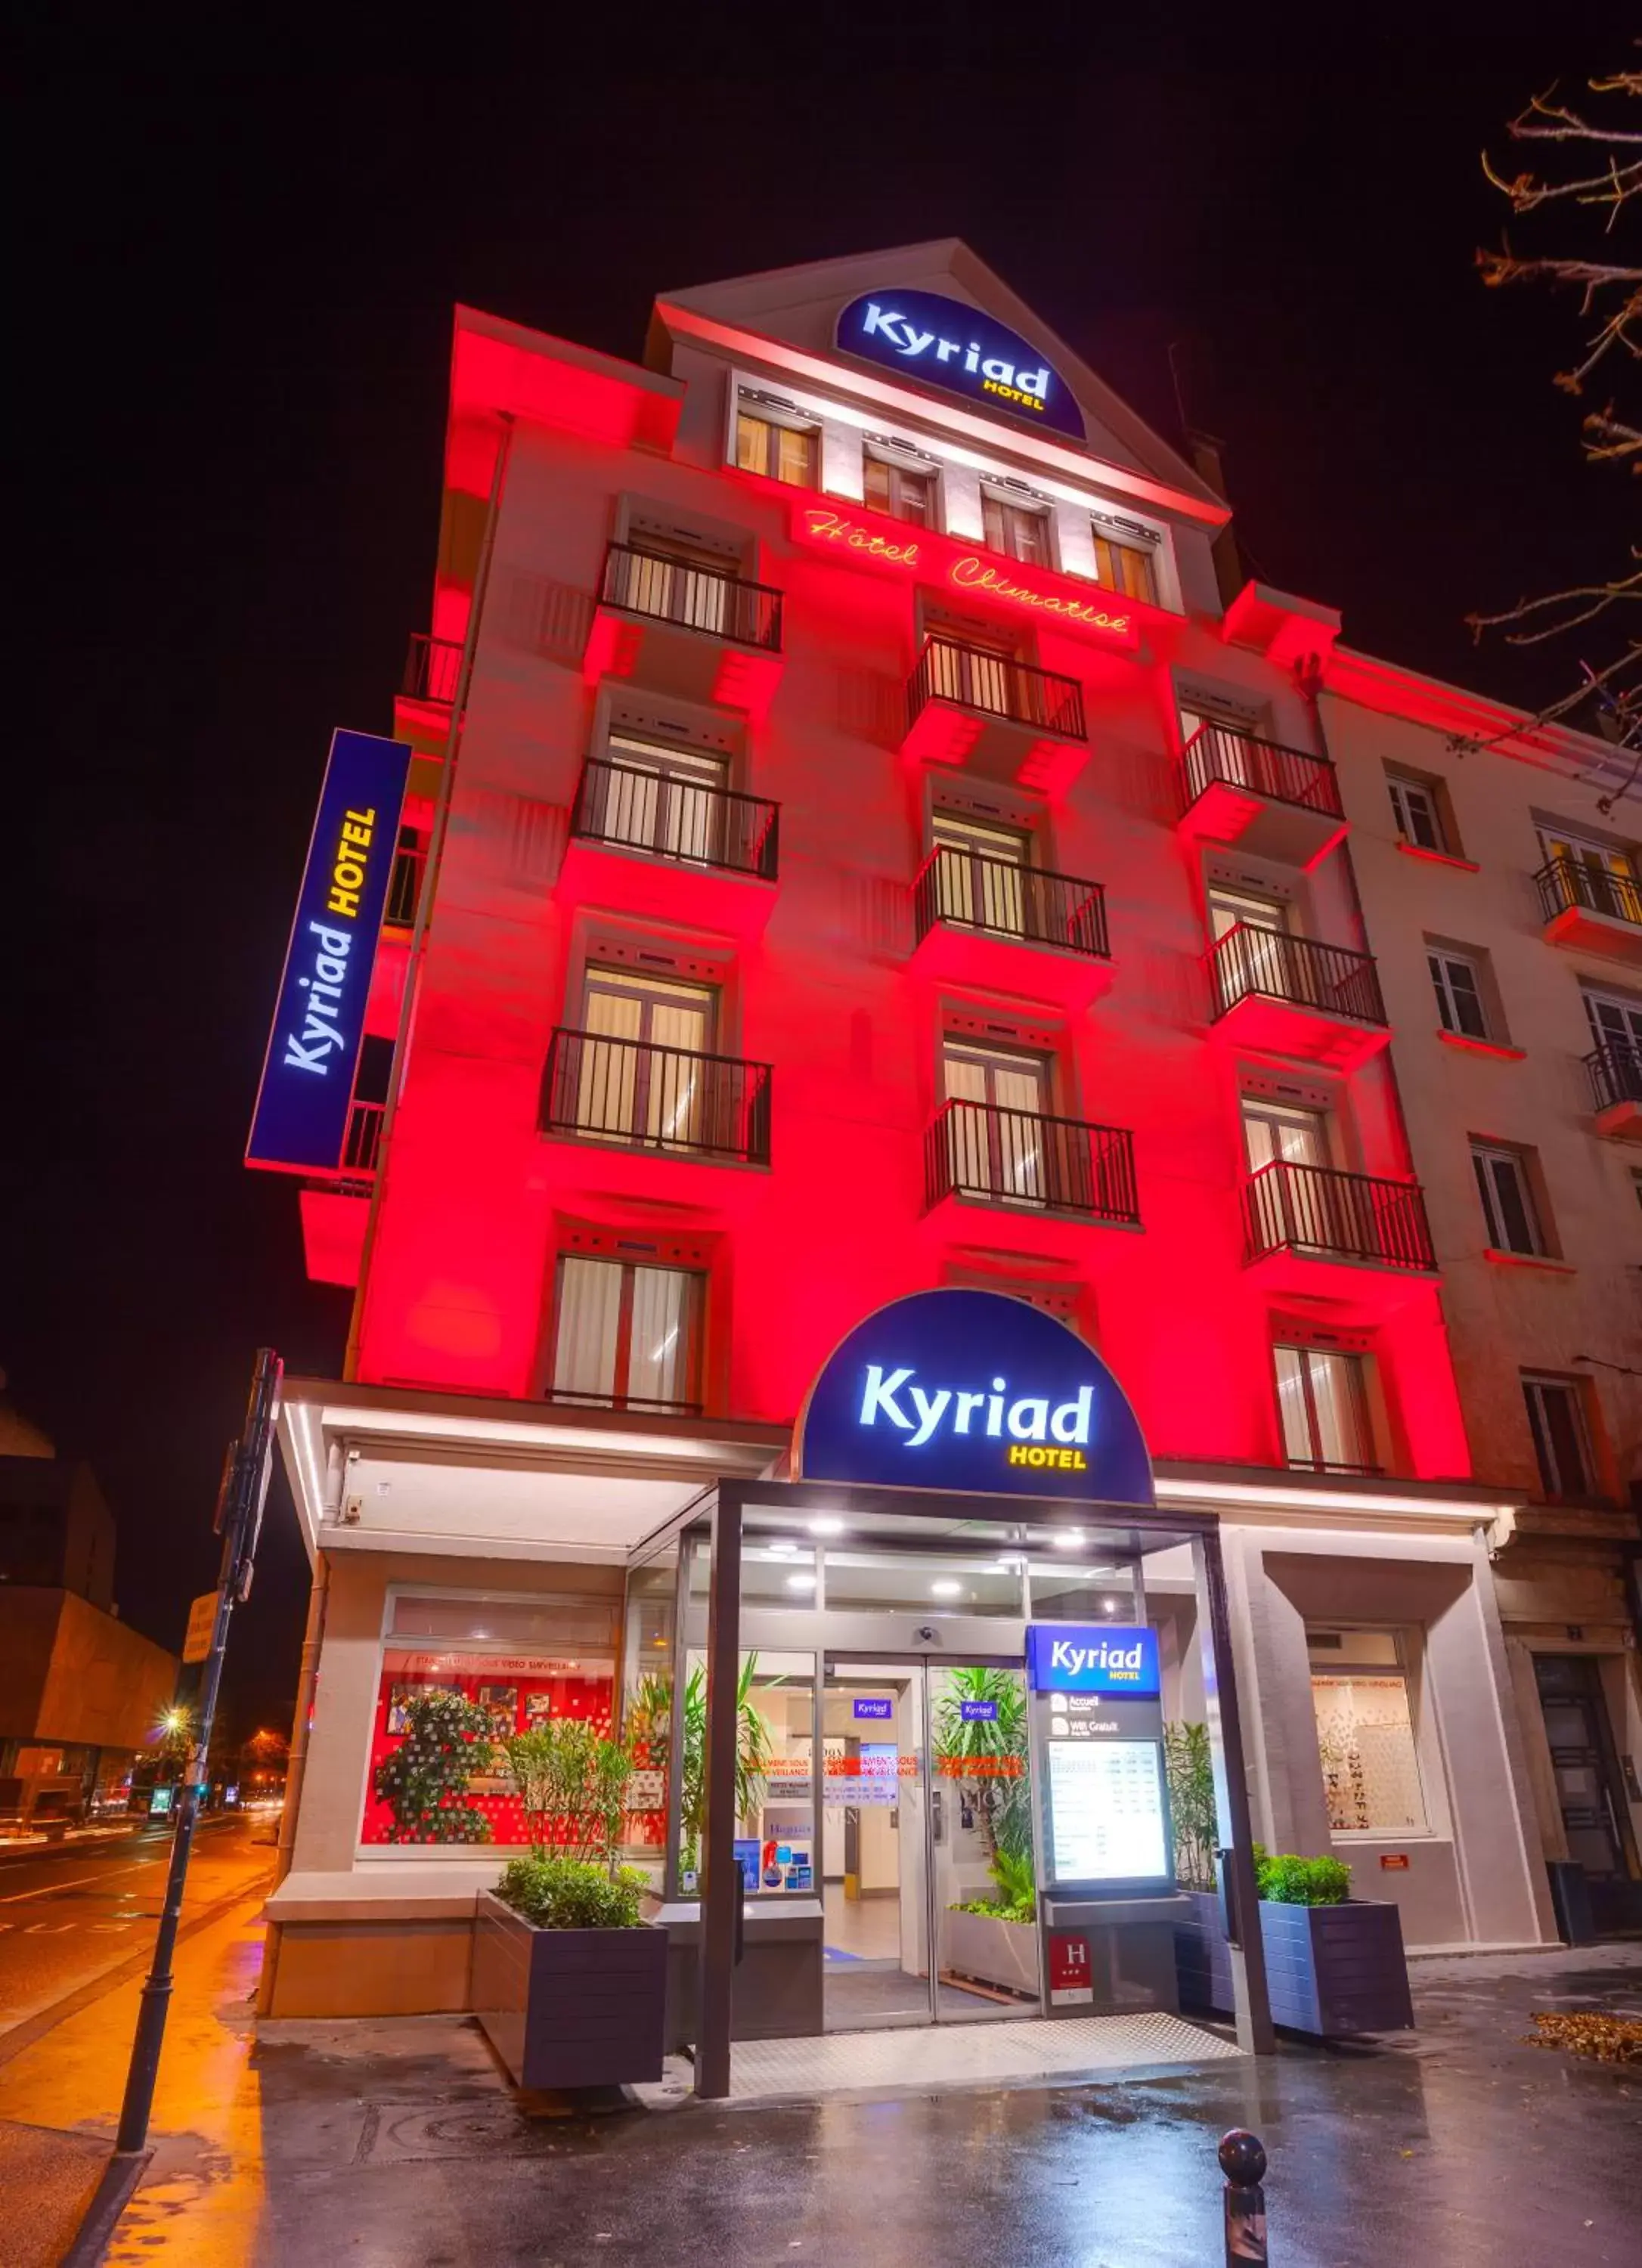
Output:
[[820, 1657, 1040, 2031]]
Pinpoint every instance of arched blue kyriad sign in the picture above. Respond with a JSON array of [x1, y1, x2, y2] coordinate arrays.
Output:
[[795, 1289, 1154, 1507], [835, 291, 1086, 442]]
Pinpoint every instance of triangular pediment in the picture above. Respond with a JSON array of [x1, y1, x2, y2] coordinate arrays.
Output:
[[652, 240, 1218, 508]]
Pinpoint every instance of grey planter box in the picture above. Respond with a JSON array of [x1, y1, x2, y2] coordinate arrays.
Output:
[[472, 1889, 668, 2089], [1174, 1888, 1413, 2037], [942, 1909, 1040, 2001]]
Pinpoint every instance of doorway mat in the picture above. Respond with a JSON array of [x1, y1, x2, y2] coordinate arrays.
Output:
[[634, 2009, 1243, 2108]]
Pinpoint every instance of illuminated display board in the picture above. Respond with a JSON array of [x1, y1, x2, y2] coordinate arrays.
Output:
[[1043, 1739, 1170, 1887], [795, 1288, 1154, 1506], [835, 290, 1086, 441], [1027, 1624, 1161, 1699], [791, 502, 1141, 651], [247, 728, 410, 1173]]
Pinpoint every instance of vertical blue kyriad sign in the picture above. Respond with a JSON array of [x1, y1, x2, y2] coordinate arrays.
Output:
[[246, 729, 410, 1173]]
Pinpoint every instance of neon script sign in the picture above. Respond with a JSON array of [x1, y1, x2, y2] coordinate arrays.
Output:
[[836, 290, 1086, 442], [795, 507, 1139, 650], [247, 727, 410, 1173], [796, 1289, 1154, 1506]]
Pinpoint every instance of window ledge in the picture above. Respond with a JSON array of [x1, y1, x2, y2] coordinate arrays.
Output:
[[1482, 1247, 1576, 1274], [1396, 840, 1479, 872], [1436, 1030, 1526, 1061]]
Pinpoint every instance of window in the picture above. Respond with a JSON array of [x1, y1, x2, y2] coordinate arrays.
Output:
[[1091, 526, 1158, 607], [1538, 824, 1641, 924], [1307, 1629, 1428, 1835], [735, 410, 817, 488], [1274, 1345, 1376, 1473], [1387, 773, 1445, 853], [981, 491, 1051, 565], [864, 454, 934, 525], [1470, 1142, 1544, 1256], [1210, 888, 1291, 1001], [1523, 1374, 1595, 1501], [941, 1039, 1049, 1205], [576, 965, 719, 1148], [1429, 948, 1488, 1040], [364, 1590, 618, 1850], [549, 1253, 702, 1413], [1583, 986, 1642, 1058], [931, 810, 1029, 934], [592, 733, 731, 866], [1242, 1098, 1329, 1174]]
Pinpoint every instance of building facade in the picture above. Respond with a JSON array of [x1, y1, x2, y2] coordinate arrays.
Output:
[[253, 243, 1642, 2030]]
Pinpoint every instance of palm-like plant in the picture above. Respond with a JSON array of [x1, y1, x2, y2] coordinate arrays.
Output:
[[678, 1653, 776, 1878], [931, 1665, 1033, 1871]]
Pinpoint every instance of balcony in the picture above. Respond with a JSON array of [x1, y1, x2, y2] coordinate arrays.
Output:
[[1536, 856, 1642, 966], [925, 1099, 1139, 1226], [1588, 1041, 1642, 1142], [556, 756, 779, 941], [540, 1027, 772, 1169], [1208, 926, 1388, 1070], [911, 846, 1114, 1010], [1242, 1160, 1436, 1311], [902, 636, 1089, 794], [1177, 723, 1346, 868], [582, 542, 785, 718]]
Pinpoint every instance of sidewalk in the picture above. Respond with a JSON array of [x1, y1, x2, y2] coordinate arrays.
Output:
[[0, 1917, 1637, 2267]]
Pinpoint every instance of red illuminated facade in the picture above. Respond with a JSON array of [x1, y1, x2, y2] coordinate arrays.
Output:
[[283, 260, 1479, 1492]]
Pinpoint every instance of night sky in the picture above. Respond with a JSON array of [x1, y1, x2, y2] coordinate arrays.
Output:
[[11, 27, 1633, 1733]]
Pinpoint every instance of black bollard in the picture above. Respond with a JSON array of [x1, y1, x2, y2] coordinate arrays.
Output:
[[1219, 2129, 1268, 2266]]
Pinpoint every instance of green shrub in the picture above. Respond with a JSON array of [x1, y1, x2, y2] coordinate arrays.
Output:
[[1253, 1846, 1352, 1906], [494, 1854, 649, 1930]]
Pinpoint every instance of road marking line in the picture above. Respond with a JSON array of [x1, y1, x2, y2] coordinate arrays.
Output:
[[0, 1854, 168, 1906]]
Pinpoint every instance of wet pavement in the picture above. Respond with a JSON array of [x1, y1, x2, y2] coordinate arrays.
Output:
[[0, 1896, 1637, 2266]]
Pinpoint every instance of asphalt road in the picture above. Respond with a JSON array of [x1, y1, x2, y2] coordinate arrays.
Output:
[[0, 1817, 273, 2040]]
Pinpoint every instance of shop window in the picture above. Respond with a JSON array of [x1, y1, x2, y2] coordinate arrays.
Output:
[[1470, 1142, 1546, 1256], [1274, 1344, 1376, 1473], [1428, 947, 1489, 1040], [674, 1648, 816, 1897], [1386, 771, 1448, 854], [1306, 1628, 1429, 1835], [362, 1591, 618, 1849], [547, 1253, 702, 1414], [735, 408, 817, 488], [1522, 1374, 1597, 1502], [981, 491, 1052, 566], [1091, 524, 1159, 606], [864, 453, 934, 525]]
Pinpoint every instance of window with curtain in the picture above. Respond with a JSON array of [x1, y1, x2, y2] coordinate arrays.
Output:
[[549, 1253, 702, 1413], [1307, 1628, 1428, 1834], [930, 810, 1029, 934], [576, 966, 717, 1148], [1091, 526, 1158, 606], [1428, 948, 1488, 1040], [981, 491, 1051, 565], [1470, 1142, 1544, 1256], [595, 733, 730, 866], [864, 454, 934, 525], [941, 1040, 1049, 1204], [735, 411, 818, 488], [1274, 1344, 1375, 1473]]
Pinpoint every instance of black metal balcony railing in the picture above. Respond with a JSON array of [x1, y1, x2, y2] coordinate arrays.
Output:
[[600, 541, 783, 652], [925, 1099, 1139, 1225], [342, 1098, 384, 1175], [1587, 1040, 1642, 1114], [1209, 925, 1386, 1025], [1243, 1160, 1435, 1272], [915, 845, 1109, 959], [1181, 723, 1343, 818], [1535, 854, 1642, 932], [401, 632, 463, 707], [909, 636, 1086, 741], [571, 756, 779, 881], [540, 1028, 773, 1167], [384, 834, 426, 928]]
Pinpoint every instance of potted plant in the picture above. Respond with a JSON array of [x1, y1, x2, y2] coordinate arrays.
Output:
[[472, 1715, 667, 2089], [932, 1667, 1039, 2000]]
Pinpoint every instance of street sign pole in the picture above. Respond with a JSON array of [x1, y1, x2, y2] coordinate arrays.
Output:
[[115, 1348, 282, 2157]]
